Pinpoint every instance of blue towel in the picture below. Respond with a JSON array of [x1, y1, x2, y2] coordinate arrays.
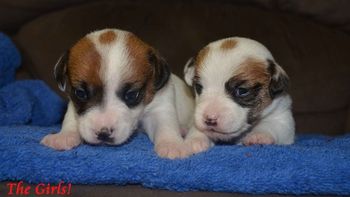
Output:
[[0, 32, 21, 88], [0, 80, 66, 126], [0, 32, 66, 126], [0, 126, 349, 195]]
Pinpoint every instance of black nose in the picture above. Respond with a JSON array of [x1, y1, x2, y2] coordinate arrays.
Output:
[[205, 118, 217, 127], [97, 127, 113, 141]]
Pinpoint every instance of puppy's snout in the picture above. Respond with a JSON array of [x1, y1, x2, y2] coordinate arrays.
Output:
[[97, 127, 114, 142], [204, 114, 218, 127], [205, 118, 217, 126]]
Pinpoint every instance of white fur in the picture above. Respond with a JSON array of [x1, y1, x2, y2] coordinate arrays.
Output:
[[41, 29, 194, 159], [184, 37, 295, 154], [252, 95, 295, 145]]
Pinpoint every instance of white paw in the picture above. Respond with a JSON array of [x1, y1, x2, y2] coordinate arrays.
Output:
[[155, 140, 190, 159], [185, 134, 213, 155], [242, 132, 275, 146], [41, 132, 81, 150]]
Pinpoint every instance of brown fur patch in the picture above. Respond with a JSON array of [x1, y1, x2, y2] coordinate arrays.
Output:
[[125, 33, 155, 104], [235, 57, 272, 117], [194, 46, 210, 75], [220, 39, 237, 50], [99, 30, 117, 44], [68, 37, 102, 87], [235, 58, 270, 86]]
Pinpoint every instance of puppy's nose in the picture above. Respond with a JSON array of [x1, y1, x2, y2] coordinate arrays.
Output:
[[97, 127, 113, 141], [205, 117, 218, 127]]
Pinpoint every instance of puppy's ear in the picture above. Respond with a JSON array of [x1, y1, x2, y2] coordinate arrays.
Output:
[[54, 51, 69, 91], [268, 59, 289, 98], [148, 50, 170, 91], [184, 57, 195, 86]]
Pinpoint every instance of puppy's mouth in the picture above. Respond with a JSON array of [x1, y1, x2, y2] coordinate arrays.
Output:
[[84, 138, 114, 145], [81, 134, 116, 145], [210, 128, 233, 134], [200, 126, 245, 141], [97, 135, 114, 143]]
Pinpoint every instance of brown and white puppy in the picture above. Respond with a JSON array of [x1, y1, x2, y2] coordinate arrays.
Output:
[[184, 37, 295, 154], [41, 29, 194, 159]]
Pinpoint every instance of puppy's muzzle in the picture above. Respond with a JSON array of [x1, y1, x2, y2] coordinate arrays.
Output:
[[204, 117, 218, 127], [97, 127, 114, 142], [204, 113, 219, 128]]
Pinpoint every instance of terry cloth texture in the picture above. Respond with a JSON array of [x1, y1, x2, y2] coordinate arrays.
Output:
[[0, 126, 349, 195], [0, 32, 66, 126], [0, 32, 21, 87], [0, 80, 66, 126]]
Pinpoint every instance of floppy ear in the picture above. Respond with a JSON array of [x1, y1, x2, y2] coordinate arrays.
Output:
[[184, 57, 195, 86], [54, 51, 69, 91], [148, 50, 170, 91], [268, 59, 289, 98]]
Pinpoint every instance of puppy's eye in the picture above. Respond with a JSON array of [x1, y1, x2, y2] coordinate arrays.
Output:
[[235, 87, 250, 97], [194, 83, 203, 95], [123, 89, 141, 107], [74, 87, 89, 101]]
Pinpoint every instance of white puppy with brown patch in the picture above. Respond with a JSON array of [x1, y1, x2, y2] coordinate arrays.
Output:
[[41, 29, 194, 159], [184, 37, 295, 154]]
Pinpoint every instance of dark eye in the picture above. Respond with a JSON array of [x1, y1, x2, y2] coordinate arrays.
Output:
[[123, 89, 141, 107], [194, 83, 203, 95], [74, 88, 88, 101], [235, 87, 250, 97]]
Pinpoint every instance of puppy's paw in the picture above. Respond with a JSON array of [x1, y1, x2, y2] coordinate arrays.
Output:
[[185, 134, 213, 155], [155, 140, 190, 159], [242, 132, 275, 146], [41, 132, 81, 150]]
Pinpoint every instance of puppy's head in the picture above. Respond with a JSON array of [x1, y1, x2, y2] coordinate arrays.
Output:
[[184, 37, 289, 141], [54, 29, 170, 145]]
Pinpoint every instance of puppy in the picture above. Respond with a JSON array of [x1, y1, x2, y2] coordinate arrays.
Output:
[[183, 37, 295, 154], [41, 29, 194, 159]]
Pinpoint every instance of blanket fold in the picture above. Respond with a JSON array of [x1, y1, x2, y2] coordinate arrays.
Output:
[[0, 32, 21, 88], [0, 81, 66, 126], [0, 32, 66, 126]]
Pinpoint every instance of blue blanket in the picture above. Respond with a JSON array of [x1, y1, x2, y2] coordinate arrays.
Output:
[[0, 33, 66, 126], [0, 32, 21, 88], [0, 32, 349, 195], [0, 126, 349, 195]]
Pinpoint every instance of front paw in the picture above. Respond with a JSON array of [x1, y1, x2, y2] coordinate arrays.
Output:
[[242, 132, 275, 146], [41, 132, 81, 150], [185, 134, 213, 155], [155, 140, 190, 159]]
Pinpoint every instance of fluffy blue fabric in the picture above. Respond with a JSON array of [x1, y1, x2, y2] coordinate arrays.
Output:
[[0, 81, 66, 126], [0, 32, 66, 126], [0, 126, 349, 195], [0, 32, 21, 88]]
